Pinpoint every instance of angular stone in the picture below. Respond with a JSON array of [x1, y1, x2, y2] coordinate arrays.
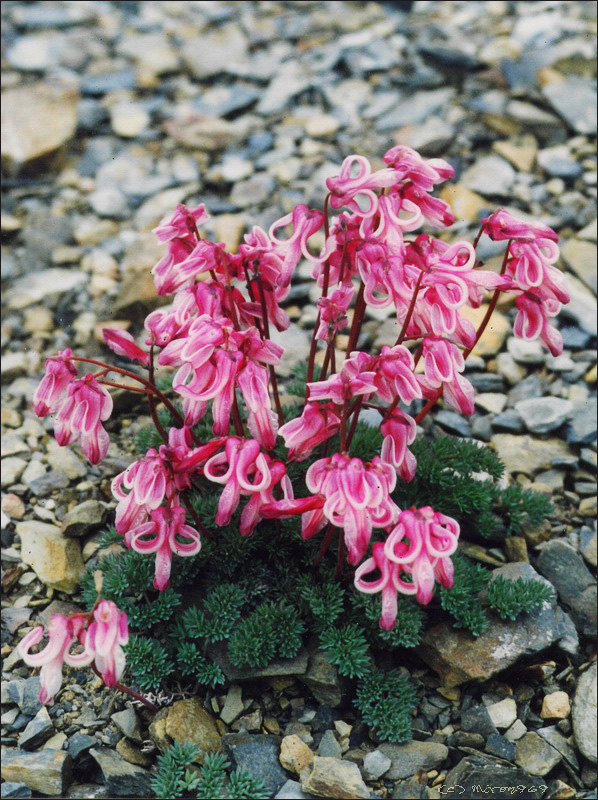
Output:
[[536, 540, 597, 636], [542, 76, 597, 135], [572, 663, 597, 765], [17, 521, 84, 593], [279, 735, 314, 775], [275, 779, 318, 799], [0, 782, 33, 798], [317, 730, 342, 760], [162, 699, 223, 763], [363, 749, 391, 781], [486, 698, 518, 730], [540, 692, 570, 720], [224, 733, 287, 797], [220, 685, 244, 725], [115, 738, 152, 768], [378, 741, 448, 780], [461, 706, 499, 738], [301, 756, 370, 800], [111, 708, 142, 743], [209, 641, 309, 681], [485, 733, 516, 761], [182, 24, 248, 79], [515, 732, 561, 776], [462, 155, 516, 197], [491, 434, 571, 476], [1, 457, 27, 487], [89, 748, 151, 798], [18, 706, 54, 750], [300, 649, 342, 708], [61, 501, 107, 538], [515, 397, 574, 434], [6, 269, 87, 310], [442, 755, 545, 799], [459, 305, 510, 357], [1, 81, 79, 174], [561, 239, 597, 294], [438, 184, 488, 224], [0, 749, 72, 796]]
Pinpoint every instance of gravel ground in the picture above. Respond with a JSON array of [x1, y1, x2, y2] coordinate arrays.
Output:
[[1, 1, 596, 798]]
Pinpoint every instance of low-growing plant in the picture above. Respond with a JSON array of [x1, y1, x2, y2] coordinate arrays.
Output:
[[19, 145, 567, 737]]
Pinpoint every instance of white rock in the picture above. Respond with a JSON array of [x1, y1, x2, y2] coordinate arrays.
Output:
[[486, 697, 518, 730]]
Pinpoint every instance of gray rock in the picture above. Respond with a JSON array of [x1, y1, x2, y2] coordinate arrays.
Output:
[[537, 726, 579, 770], [67, 734, 96, 761], [580, 527, 597, 568], [182, 24, 248, 79], [515, 397, 574, 434], [223, 733, 287, 797], [461, 706, 499, 738], [1, 607, 33, 634], [363, 749, 392, 780], [61, 501, 107, 538], [111, 708, 142, 743], [230, 173, 275, 209], [515, 731, 561, 776], [442, 755, 546, 798], [301, 757, 370, 800], [257, 62, 312, 115], [89, 748, 151, 798], [537, 146, 582, 179], [275, 780, 318, 799], [0, 783, 32, 799], [88, 187, 128, 219], [220, 685, 244, 725], [492, 411, 525, 433], [27, 470, 70, 496], [536, 540, 597, 636], [18, 706, 54, 751], [485, 734, 516, 761], [435, 410, 471, 437], [6, 678, 43, 717], [542, 77, 597, 135], [300, 649, 342, 708], [561, 274, 598, 335], [490, 434, 571, 476], [0, 749, 72, 797], [567, 397, 598, 444], [270, 324, 312, 379], [376, 88, 455, 129], [507, 337, 546, 365], [317, 729, 342, 760], [378, 741, 448, 780], [1, 458, 27, 487], [462, 155, 516, 198], [6, 269, 87, 310], [572, 663, 597, 765], [486, 698, 518, 731]]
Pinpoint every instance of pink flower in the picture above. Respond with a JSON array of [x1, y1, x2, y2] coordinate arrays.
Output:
[[326, 155, 398, 216], [54, 375, 113, 464], [19, 615, 91, 704], [267, 204, 326, 287], [128, 506, 201, 591], [204, 437, 273, 526], [84, 601, 129, 687], [153, 203, 209, 243], [380, 408, 417, 481], [418, 337, 475, 416], [316, 285, 355, 341], [33, 349, 78, 417], [354, 542, 404, 630], [237, 362, 278, 451], [278, 402, 341, 461], [102, 329, 150, 365], [482, 209, 558, 243], [372, 345, 422, 405], [384, 506, 459, 604], [112, 448, 168, 536], [383, 146, 454, 191], [513, 293, 563, 357], [239, 459, 289, 537], [506, 239, 568, 302], [308, 352, 377, 406], [305, 454, 399, 565]]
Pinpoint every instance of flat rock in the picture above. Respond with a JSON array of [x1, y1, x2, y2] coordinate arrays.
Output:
[[1, 81, 79, 174], [223, 733, 287, 797], [491, 434, 571, 476], [0, 749, 72, 797], [462, 155, 516, 197], [299, 649, 342, 708], [561, 239, 597, 293], [61, 501, 107, 538], [514, 397, 574, 434], [18, 706, 54, 751], [540, 691, 570, 720], [301, 756, 370, 799], [514, 731, 561, 776], [542, 76, 597, 135], [561, 274, 598, 335], [442, 755, 546, 798], [461, 705, 499, 738], [6, 269, 87, 310], [378, 741, 448, 780], [17, 521, 84, 593], [275, 780, 319, 799], [536, 540, 597, 636], [376, 88, 455, 129], [279, 735, 314, 775], [0, 783, 32, 798], [362, 749, 391, 781], [572, 663, 597, 764], [209, 641, 309, 681], [1, 457, 27, 487], [220, 685, 244, 725], [89, 748, 151, 798], [567, 396, 597, 444], [110, 708, 142, 743], [486, 698, 518, 730], [161, 699, 223, 762], [182, 24, 248, 79]]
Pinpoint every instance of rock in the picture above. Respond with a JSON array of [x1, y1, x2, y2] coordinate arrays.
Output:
[[442, 755, 546, 799], [435, 410, 471, 437], [0, 783, 32, 798], [110, 102, 150, 138], [485, 733, 516, 761], [1, 458, 27, 487], [5, 677, 43, 716], [439, 184, 489, 224], [18, 706, 54, 751], [1, 494, 25, 520], [89, 748, 151, 798], [572, 663, 597, 764], [461, 706, 499, 738], [161, 699, 223, 762], [224, 733, 287, 797], [88, 187, 128, 219], [182, 24, 248, 79], [43, 733, 67, 751], [378, 741, 448, 780], [486, 698, 518, 730], [17, 521, 85, 593], [507, 337, 545, 364], [257, 61, 312, 115], [462, 155, 516, 198], [540, 692, 571, 720], [542, 76, 597, 135], [561, 239, 597, 294], [537, 145, 582, 180], [1, 81, 79, 174], [0, 749, 72, 796], [27, 469, 70, 497], [567, 396, 597, 444], [579, 527, 597, 568], [536, 540, 597, 636], [1, 608, 33, 634], [300, 649, 342, 708], [280, 735, 314, 775], [209, 641, 309, 681], [537, 727, 578, 771], [164, 116, 241, 151], [61, 501, 107, 538], [561, 274, 598, 336], [67, 734, 96, 762], [514, 397, 574, 434], [475, 393, 507, 415], [363, 749, 392, 781], [459, 305, 510, 357], [230, 173, 275, 208], [317, 731, 342, 760], [6, 269, 87, 310], [493, 138, 537, 172], [111, 708, 142, 743], [220, 685, 244, 725], [491, 434, 571, 476], [115, 739, 152, 768], [275, 780, 318, 799], [377, 88, 455, 130], [515, 732, 561, 776], [270, 324, 312, 379], [301, 756, 370, 799]]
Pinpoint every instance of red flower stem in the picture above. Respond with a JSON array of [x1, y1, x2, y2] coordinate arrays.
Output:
[[335, 529, 345, 580], [313, 523, 335, 568], [472, 222, 485, 250], [254, 270, 284, 426], [231, 395, 246, 438], [396, 269, 424, 345], [147, 344, 169, 444], [219, 250, 240, 331], [340, 400, 349, 452], [97, 380, 153, 395], [306, 197, 333, 390], [180, 492, 213, 540], [345, 281, 366, 355], [90, 663, 158, 713], [345, 396, 363, 450], [415, 394, 440, 424]]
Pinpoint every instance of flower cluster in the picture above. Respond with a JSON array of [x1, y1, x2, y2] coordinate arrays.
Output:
[[29, 145, 570, 637]]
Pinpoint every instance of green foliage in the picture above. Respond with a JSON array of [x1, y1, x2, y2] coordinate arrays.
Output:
[[496, 485, 553, 535], [286, 361, 321, 399], [125, 635, 174, 692], [439, 553, 490, 637], [350, 421, 384, 462], [355, 668, 418, 742], [181, 584, 246, 643], [350, 592, 425, 649], [151, 740, 199, 799], [194, 753, 267, 800], [298, 579, 345, 633], [176, 641, 226, 688], [228, 601, 304, 668], [319, 623, 371, 678], [488, 576, 553, 621], [123, 588, 181, 632]]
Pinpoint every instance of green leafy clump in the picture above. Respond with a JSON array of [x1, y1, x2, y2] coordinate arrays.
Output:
[[151, 740, 199, 799], [176, 641, 226, 688], [488, 576, 553, 620], [181, 584, 246, 643], [497, 485, 553, 535], [439, 552, 490, 636], [298, 579, 346, 634], [125, 635, 174, 692], [228, 601, 304, 668], [350, 592, 425, 649], [349, 421, 384, 462], [355, 668, 418, 742], [319, 623, 371, 678], [285, 362, 321, 399]]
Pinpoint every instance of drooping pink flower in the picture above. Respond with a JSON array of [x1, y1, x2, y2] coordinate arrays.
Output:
[[267, 204, 327, 287], [316, 285, 355, 341], [128, 506, 201, 591], [354, 542, 404, 630], [513, 293, 563, 357], [239, 459, 289, 537], [33, 349, 78, 417], [304, 454, 399, 565], [380, 408, 417, 481], [84, 601, 129, 686], [372, 345, 422, 405], [308, 352, 377, 406], [204, 437, 273, 526], [418, 337, 475, 416], [53, 375, 113, 464], [112, 448, 168, 536], [384, 506, 460, 604], [278, 402, 341, 461], [237, 362, 278, 451], [102, 329, 150, 366], [383, 146, 455, 191], [506, 239, 568, 302], [18, 615, 91, 704], [326, 155, 398, 214], [482, 209, 559, 243], [152, 203, 209, 243]]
